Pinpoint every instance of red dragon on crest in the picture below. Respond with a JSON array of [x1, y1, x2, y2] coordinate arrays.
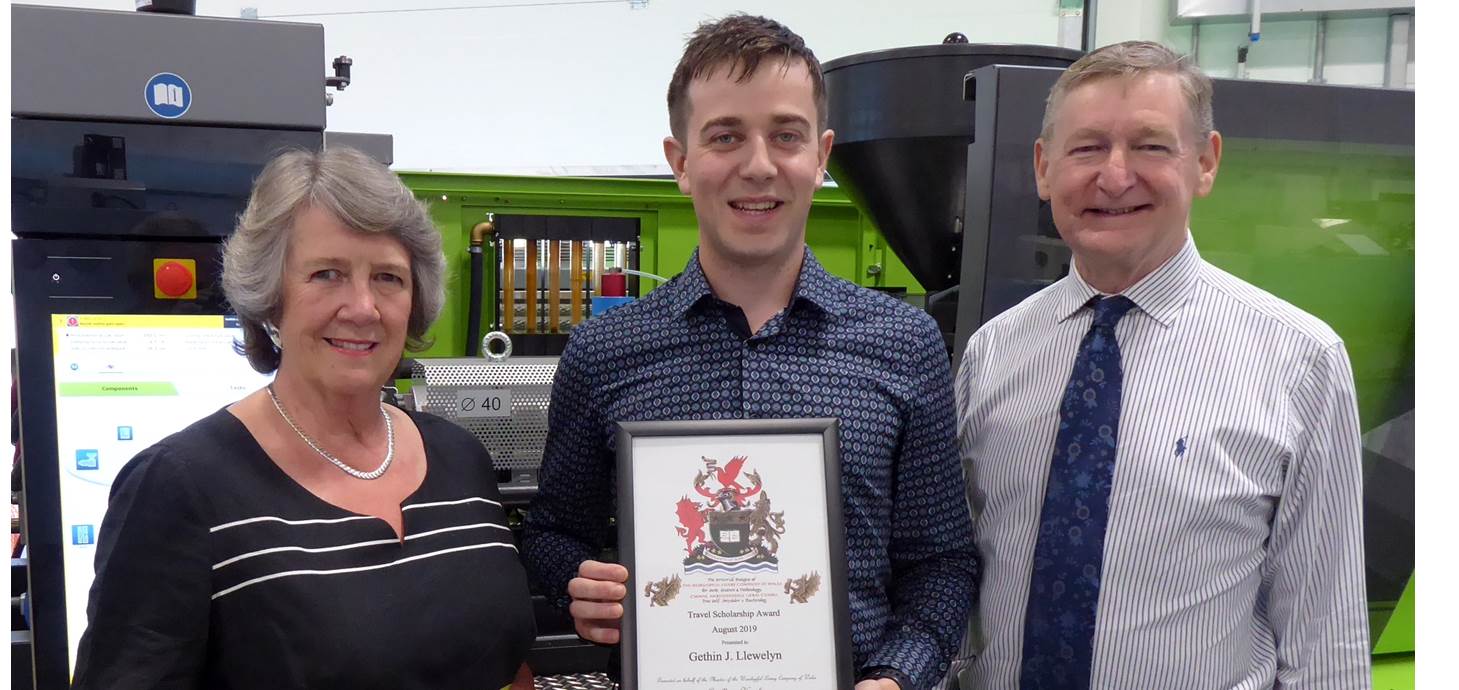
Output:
[[674, 497, 708, 553], [694, 455, 763, 510]]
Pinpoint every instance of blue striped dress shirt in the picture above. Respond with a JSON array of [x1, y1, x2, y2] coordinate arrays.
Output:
[[951, 235, 1370, 690]]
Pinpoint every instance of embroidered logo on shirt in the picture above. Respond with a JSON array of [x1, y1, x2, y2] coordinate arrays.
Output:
[[1175, 437, 1188, 458]]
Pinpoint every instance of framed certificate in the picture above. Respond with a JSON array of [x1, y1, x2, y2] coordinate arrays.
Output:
[[616, 418, 853, 690]]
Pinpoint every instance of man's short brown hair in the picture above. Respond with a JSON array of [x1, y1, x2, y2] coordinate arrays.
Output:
[[666, 14, 828, 142], [1041, 40, 1214, 145]]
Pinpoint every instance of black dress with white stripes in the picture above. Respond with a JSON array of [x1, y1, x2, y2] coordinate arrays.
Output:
[[72, 408, 536, 689]]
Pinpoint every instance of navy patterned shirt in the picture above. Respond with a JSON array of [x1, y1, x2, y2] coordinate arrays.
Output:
[[522, 247, 977, 689]]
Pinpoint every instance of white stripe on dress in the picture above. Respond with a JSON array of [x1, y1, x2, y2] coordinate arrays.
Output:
[[210, 514, 377, 533], [211, 496, 502, 533], [211, 542, 519, 600], [211, 522, 514, 570], [402, 496, 503, 511]]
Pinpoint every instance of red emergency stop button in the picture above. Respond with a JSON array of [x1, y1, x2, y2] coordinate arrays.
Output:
[[153, 258, 197, 299]]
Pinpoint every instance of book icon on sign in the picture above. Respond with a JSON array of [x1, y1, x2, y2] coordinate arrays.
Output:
[[152, 83, 185, 108], [144, 72, 191, 118]]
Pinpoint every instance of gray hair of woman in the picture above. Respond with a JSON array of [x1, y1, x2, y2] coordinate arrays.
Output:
[[221, 145, 446, 374]]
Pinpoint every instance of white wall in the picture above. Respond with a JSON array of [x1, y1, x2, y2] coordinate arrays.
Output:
[[310, 0, 1069, 173], [1097, 0, 1412, 87], [14, 0, 1068, 172], [18, 0, 1412, 173]]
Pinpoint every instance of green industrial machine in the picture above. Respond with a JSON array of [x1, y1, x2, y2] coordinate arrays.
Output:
[[397, 172, 922, 361], [1191, 136, 1416, 681]]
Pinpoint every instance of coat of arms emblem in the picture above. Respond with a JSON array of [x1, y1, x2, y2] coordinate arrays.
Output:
[[673, 455, 786, 574]]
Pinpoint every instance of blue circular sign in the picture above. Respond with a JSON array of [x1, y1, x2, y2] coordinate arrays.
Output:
[[143, 72, 192, 119]]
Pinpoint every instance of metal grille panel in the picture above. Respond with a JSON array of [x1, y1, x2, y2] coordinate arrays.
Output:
[[411, 357, 557, 471], [535, 672, 615, 690]]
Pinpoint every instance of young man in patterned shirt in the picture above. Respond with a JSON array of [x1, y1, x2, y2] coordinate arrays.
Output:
[[523, 14, 976, 690]]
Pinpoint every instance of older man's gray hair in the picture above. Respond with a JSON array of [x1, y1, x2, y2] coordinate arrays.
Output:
[[221, 145, 446, 373], [1040, 40, 1214, 145]]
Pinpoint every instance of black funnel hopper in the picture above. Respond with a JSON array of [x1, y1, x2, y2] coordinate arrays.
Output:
[[823, 43, 1081, 293]]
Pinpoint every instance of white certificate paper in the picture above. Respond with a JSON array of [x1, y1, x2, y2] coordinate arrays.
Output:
[[619, 421, 849, 690]]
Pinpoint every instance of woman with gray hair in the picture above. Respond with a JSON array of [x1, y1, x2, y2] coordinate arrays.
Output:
[[72, 146, 535, 689]]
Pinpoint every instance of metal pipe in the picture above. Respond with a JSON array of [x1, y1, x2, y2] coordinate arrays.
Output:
[[524, 240, 538, 334], [627, 240, 641, 296], [1191, 22, 1200, 64], [469, 220, 494, 248], [501, 239, 516, 333], [547, 240, 561, 333], [466, 248, 484, 356], [593, 241, 606, 295], [1080, 0, 1098, 52], [464, 221, 493, 357], [539, 241, 549, 333], [1385, 13, 1413, 89], [619, 268, 669, 283], [569, 241, 584, 325], [1056, 0, 1082, 50], [1249, 0, 1262, 43], [492, 237, 503, 332], [1313, 17, 1327, 84]]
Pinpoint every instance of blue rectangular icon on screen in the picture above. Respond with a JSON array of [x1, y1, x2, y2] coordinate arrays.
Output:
[[75, 449, 99, 470], [71, 525, 95, 546]]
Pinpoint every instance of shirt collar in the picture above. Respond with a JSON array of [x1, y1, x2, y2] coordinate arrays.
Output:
[[665, 246, 850, 319], [1053, 232, 1203, 328]]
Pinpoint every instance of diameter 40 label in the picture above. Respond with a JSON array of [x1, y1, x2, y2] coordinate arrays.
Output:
[[454, 389, 512, 418]]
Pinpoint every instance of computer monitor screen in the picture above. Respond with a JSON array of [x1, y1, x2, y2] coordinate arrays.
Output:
[[50, 313, 273, 674]]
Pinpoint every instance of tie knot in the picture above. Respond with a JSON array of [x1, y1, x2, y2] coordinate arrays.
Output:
[[1090, 295, 1137, 330]]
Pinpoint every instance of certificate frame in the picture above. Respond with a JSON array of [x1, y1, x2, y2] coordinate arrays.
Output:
[[616, 418, 853, 690]]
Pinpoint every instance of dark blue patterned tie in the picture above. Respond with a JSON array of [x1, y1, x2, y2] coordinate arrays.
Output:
[[1019, 295, 1137, 690]]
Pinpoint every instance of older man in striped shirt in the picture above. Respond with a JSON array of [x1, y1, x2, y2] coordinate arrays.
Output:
[[951, 42, 1370, 690]]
